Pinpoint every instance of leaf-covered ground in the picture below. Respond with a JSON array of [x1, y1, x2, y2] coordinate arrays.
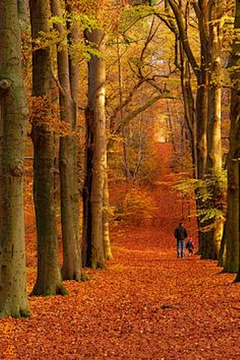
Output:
[[0, 143, 240, 359]]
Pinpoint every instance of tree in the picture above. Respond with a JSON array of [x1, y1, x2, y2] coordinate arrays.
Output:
[[30, 0, 67, 295], [165, 0, 208, 179], [166, 0, 226, 259], [224, 0, 240, 276], [50, 0, 82, 280], [83, 28, 107, 268], [79, 1, 125, 268], [0, 0, 30, 317], [203, 0, 225, 259]]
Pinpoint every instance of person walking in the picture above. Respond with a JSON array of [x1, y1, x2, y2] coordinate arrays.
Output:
[[174, 221, 188, 258]]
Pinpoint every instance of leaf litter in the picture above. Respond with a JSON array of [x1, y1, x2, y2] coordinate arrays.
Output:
[[0, 143, 239, 360]]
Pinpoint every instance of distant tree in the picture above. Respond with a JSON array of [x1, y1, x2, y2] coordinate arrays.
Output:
[[224, 0, 240, 276], [30, 0, 67, 295], [107, 12, 174, 175], [165, 0, 207, 179], [50, 0, 82, 280], [0, 0, 30, 317]]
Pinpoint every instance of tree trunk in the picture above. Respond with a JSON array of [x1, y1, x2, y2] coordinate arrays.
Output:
[[167, 0, 209, 175], [168, 0, 225, 259], [0, 0, 30, 317], [201, 0, 224, 260], [225, 0, 240, 276], [18, 0, 28, 33], [50, 0, 82, 281], [194, 0, 209, 181], [117, 37, 130, 181], [83, 29, 107, 269], [179, 42, 197, 179], [103, 159, 113, 261], [30, 0, 67, 295], [168, 0, 209, 253], [226, 146, 240, 274]]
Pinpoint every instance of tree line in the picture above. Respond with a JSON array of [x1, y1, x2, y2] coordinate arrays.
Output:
[[0, 0, 239, 318]]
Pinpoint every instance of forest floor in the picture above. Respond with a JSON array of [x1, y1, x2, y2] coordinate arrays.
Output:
[[1, 143, 240, 360]]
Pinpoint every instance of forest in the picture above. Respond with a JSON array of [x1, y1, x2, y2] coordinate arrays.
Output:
[[0, 0, 240, 358]]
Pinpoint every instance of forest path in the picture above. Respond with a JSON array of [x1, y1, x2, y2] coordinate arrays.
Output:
[[0, 144, 239, 360]]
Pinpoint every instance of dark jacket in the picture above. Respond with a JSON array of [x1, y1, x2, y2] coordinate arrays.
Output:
[[186, 240, 194, 250], [174, 225, 188, 241]]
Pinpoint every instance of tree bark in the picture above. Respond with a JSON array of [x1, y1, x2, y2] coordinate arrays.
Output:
[[18, 0, 28, 33], [103, 157, 113, 261], [50, 0, 82, 281], [225, 0, 240, 276], [0, 0, 30, 317], [193, 0, 209, 180], [200, 0, 224, 260], [30, 0, 67, 295], [83, 29, 107, 269], [179, 41, 197, 179]]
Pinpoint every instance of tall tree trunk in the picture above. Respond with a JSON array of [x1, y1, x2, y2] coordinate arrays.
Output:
[[50, 0, 82, 281], [0, 0, 30, 318], [30, 0, 67, 295], [224, 0, 240, 276], [168, 0, 225, 258], [117, 37, 130, 181], [199, 0, 224, 260], [167, 0, 209, 176], [179, 42, 197, 179], [194, 0, 209, 181], [168, 0, 209, 252], [83, 29, 107, 269]]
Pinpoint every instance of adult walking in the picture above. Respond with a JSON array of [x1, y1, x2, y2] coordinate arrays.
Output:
[[174, 221, 188, 258]]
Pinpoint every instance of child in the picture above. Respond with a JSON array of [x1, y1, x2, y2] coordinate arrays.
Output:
[[186, 237, 194, 256]]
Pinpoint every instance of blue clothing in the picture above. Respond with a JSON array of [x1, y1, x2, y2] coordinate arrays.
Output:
[[177, 239, 185, 258]]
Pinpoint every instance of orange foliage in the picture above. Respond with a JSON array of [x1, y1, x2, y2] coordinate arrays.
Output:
[[29, 95, 72, 135], [70, 0, 122, 30]]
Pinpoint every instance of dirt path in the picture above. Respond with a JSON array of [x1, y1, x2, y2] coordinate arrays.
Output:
[[0, 143, 240, 359]]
